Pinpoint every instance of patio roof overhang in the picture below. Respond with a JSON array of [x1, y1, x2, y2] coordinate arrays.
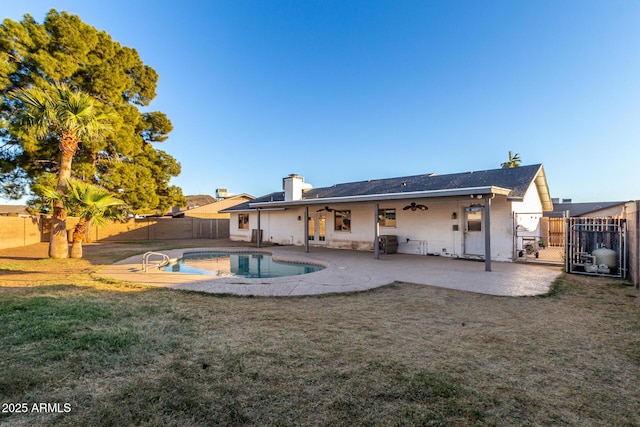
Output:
[[249, 185, 512, 209]]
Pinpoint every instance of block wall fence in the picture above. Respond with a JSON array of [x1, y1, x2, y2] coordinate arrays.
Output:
[[0, 216, 229, 251]]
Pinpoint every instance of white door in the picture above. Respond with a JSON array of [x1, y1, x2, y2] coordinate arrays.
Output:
[[464, 208, 484, 255], [307, 213, 326, 245]]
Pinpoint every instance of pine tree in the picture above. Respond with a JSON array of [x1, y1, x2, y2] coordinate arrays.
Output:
[[0, 10, 185, 213]]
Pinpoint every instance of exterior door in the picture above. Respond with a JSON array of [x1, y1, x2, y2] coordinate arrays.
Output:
[[307, 213, 326, 245], [464, 208, 484, 255]]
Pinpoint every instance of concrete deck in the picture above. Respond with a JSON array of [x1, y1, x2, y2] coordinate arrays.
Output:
[[98, 246, 561, 297]]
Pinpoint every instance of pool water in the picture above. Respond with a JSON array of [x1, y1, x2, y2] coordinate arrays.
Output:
[[163, 252, 324, 278]]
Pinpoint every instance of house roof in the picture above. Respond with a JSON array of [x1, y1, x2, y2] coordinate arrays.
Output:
[[224, 164, 553, 212], [185, 194, 217, 208], [171, 194, 254, 217], [545, 201, 627, 218], [0, 205, 29, 215]]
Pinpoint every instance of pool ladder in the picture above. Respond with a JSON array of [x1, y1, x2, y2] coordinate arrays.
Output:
[[142, 251, 170, 272]]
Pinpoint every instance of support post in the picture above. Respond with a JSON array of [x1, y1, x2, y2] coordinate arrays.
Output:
[[256, 208, 261, 248], [374, 203, 380, 260], [484, 195, 492, 272], [304, 206, 309, 253], [565, 214, 571, 274]]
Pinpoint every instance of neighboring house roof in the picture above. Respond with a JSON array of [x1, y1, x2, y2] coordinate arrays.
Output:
[[545, 201, 627, 218], [185, 194, 217, 208], [224, 164, 553, 212], [0, 205, 29, 216], [173, 194, 254, 217]]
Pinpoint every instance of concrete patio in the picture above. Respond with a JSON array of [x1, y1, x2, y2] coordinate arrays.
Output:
[[98, 246, 561, 297]]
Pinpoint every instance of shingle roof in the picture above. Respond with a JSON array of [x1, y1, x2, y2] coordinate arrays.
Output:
[[545, 201, 626, 217], [0, 205, 29, 215], [224, 164, 547, 212]]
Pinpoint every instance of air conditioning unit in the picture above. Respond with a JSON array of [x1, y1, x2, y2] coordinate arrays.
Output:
[[216, 188, 229, 199]]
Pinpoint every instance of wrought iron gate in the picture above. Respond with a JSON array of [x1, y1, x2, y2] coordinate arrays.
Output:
[[514, 212, 565, 265], [566, 217, 627, 278]]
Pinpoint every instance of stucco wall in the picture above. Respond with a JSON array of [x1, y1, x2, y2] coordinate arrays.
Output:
[[511, 180, 546, 254], [261, 209, 305, 245], [229, 209, 305, 245], [581, 205, 626, 218], [229, 195, 519, 262], [511, 180, 544, 214]]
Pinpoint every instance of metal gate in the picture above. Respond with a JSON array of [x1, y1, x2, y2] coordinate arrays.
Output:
[[514, 212, 565, 265], [566, 217, 627, 278]]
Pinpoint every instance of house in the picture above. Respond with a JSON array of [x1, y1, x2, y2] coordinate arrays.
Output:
[[222, 164, 553, 268], [0, 205, 30, 217], [170, 194, 254, 218], [545, 200, 627, 218]]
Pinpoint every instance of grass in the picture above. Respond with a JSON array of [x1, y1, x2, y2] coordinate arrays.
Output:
[[0, 241, 638, 426]]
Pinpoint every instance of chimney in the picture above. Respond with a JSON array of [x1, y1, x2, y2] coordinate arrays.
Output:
[[283, 174, 305, 202]]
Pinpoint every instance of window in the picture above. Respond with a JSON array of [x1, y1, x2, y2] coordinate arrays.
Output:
[[466, 210, 482, 231], [334, 210, 351, 232], [467, 220, 482, 232], [378, 208, 396, 227], [238, 214, 249, 230]]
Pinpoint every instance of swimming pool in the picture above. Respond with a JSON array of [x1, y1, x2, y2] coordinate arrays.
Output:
[[162, 251, 325, 278]]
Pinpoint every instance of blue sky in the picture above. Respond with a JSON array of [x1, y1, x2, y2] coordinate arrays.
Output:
[[3, 0, 639, 203]]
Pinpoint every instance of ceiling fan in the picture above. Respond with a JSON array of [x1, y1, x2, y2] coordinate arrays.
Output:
[[316, 206, 334, 212], [403, 202, 428, 211]]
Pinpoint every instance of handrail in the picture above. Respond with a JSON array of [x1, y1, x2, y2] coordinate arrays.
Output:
[[142, 251, 170, 272]]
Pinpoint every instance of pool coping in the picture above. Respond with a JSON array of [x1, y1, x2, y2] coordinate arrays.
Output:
[[97, 246, 561, 297]]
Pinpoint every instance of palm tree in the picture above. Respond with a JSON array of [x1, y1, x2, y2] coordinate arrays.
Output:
[[40, 179, 126, 259], [10, 83, 111, 258], [501, 151, 522, 168]]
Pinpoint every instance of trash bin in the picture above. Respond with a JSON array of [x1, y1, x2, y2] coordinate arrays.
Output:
[[379, 235, 398, 254]]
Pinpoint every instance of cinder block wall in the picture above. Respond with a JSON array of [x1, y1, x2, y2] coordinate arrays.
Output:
[[95, 218, 230, 241], [627, 201, 639, 289], [0, 216, 230, 250], [0, 216, 44, 250]]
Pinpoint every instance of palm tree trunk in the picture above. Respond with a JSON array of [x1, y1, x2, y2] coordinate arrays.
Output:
[[70, 217, 87, 259], [49, 201, 69, 259], [49, 131, 79, 259]]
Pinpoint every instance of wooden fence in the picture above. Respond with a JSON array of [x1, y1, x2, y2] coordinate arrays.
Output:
[[545, 217, 565, 247]]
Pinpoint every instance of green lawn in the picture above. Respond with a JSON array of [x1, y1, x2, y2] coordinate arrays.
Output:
[[0, 242, 638, 426]]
